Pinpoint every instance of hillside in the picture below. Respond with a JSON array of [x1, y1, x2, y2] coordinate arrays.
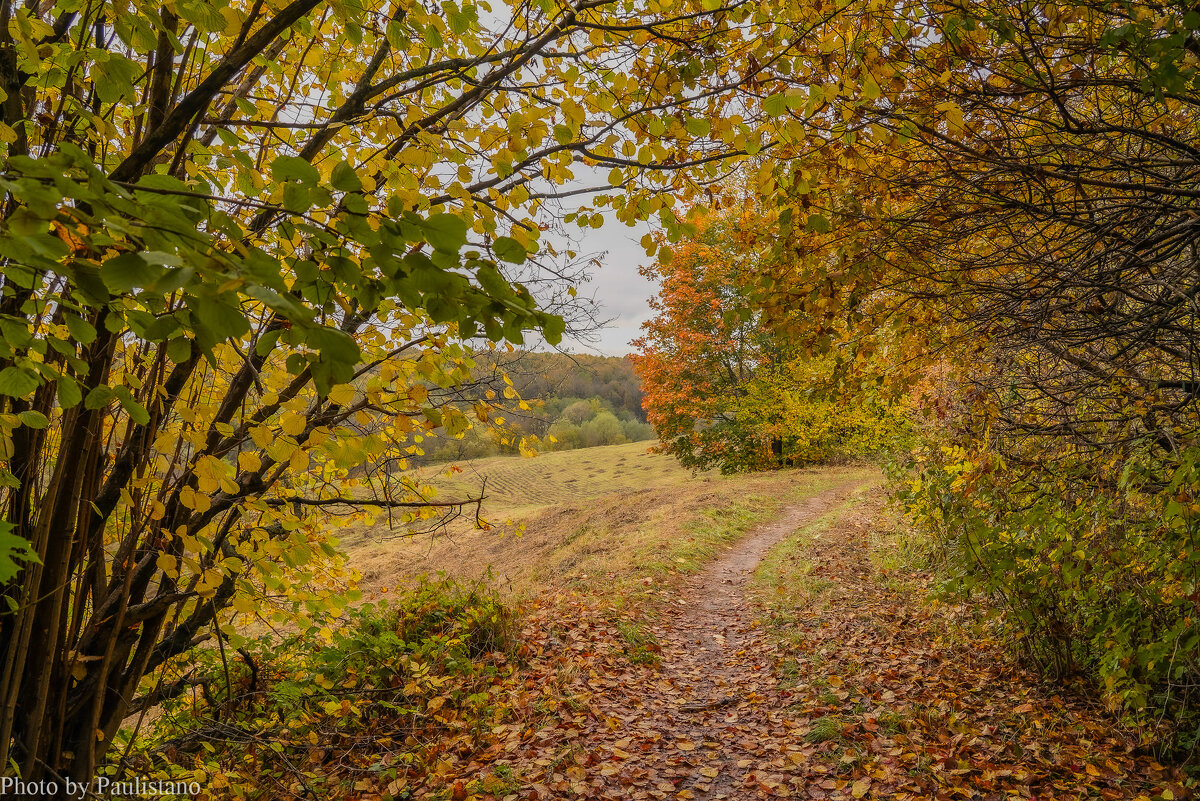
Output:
[[341, 442, 874, 600], [487, 350, 646, 422], [417, 351, 654, 463]]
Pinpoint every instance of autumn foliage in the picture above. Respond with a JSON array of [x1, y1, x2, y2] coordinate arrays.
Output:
[[632, 206, 905, 473], [738, 0, 1200, 760]]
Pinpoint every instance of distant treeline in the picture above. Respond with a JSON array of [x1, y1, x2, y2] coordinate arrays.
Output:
[[497, 351, 646, 423], [417, 351, 653, 464]]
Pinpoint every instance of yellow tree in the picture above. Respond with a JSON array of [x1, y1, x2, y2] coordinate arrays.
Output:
[[0, 0, 841, 785], [746, 0, 1200, 732]]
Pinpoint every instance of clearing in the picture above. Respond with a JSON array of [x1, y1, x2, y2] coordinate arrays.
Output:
[[341, 442, 872, 600], [344, 446, 1185, 800]]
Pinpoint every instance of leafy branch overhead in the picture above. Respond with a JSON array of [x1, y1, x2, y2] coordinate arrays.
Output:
[[0, 0, 829, 787]]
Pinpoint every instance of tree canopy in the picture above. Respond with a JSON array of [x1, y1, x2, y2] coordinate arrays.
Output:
[[0, 0, 837, 784]]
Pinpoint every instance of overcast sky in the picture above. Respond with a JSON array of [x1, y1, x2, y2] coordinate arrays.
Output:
[[553, 213, 658, 357]]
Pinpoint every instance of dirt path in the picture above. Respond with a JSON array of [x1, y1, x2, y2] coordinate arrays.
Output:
[[645, 482, 867, 799], [506, 478, 870, 800], [453, 475, 1182, 800]]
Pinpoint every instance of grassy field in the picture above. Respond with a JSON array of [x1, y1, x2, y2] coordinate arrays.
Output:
[[339, 442, 880, 602]]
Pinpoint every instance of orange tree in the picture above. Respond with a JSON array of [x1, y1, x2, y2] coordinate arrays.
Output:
[[632, 202, 904, 472], [632, 206, 777, 471], [0, 0, 846, 786]]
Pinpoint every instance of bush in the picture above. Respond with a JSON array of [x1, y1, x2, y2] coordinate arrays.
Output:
[[561, 399, 594, 425], [581, 411, 628, 447], [121, 578, 517, 799], [622, 419, 655, 442], [893, 443, 1200, 759]]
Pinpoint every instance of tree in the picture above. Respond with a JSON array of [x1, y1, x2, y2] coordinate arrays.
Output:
[[632, 202, 899, 471], [753, 0, 1200, 478], [580, 409, 626, 446], [741, 0, 1200, 735], [632, 205, 776, 470], [0, 0, 836, 786], [562, 399, 593, 425]]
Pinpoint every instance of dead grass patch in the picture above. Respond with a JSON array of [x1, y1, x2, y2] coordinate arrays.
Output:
[[339, 443, 877, 602]]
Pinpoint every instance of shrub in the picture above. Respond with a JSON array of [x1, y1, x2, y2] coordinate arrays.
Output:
[[119, 578, 517, 799], [893, 443, 1200, 759], [581, 411, 628, 447], [622, 420, 655, 442], [562, 399, 594, 425]]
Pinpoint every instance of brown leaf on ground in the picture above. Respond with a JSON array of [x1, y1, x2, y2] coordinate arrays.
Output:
[[405, 484, 1187, 801]]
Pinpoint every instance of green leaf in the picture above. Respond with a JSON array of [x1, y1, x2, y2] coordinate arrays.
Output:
[[84, 385, 115, 410], [862, 75, 882, 101], [56, 376, 82, 409], [0, 367, 39, 397], [101, 252, 160, 293], [445, 409, 470, 436], [306, 326, 360, 364], [763, 93, 788, 117], [92, 54, 140, 104], [0, 317, 31, 349], [541, 313, 565, 345], [65, 314, 97, 344], [493, 236, 527, 264], [421, 213, 468, 253], [271, 155, 320, 184], [0, 521, 38, 583], [331, 160, 363, 192], [805, 213, 831, 234], [113, 386, 150, 425], [685, 117, 711, 136], [191, 296, 250, 340], [6, 208, 46, 238], [166, 337, 193, 364], [255, 328, 283, 357], [282, 182, 312, 214], [17, 410, 48, 429]]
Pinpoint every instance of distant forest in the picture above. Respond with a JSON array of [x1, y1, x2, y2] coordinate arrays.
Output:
[[498, 351, 646, 422], [418, 351, 653, 464]]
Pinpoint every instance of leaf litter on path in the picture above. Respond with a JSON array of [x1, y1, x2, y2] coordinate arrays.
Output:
[[407, 483, 1187, 801]]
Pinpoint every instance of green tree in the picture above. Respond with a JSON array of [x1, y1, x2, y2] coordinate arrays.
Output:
[[562, 399, 594, 425], [581, 409, 626, 447]]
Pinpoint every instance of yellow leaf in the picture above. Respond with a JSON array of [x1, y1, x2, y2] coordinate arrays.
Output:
[[328, 383, 355, 406], [250, 424, 272, 448], [238, 451, 262, 472], [156, 554, 178, 576], [281, 413, 306, 437]]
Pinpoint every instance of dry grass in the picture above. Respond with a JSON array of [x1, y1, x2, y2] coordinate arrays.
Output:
[[338, 442, 880, 602]]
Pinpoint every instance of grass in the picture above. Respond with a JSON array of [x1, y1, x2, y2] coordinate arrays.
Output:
[[472, 764, 522, 798], [751, 490, 873, 615], [405, 442, 693, 520], [615, 620, 661, 665], [341, 441, 880, 603], [805, 715, 845, 744]]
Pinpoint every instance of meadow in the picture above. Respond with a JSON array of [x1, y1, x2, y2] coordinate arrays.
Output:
[[342, 442, 878, 601]]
